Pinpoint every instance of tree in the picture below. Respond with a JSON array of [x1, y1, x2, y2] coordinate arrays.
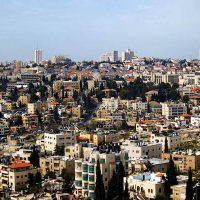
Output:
[[123, 178, 129, 200], [36, 109, 43, 124], [35, 171, 42, 187], [15, 115, 23, 126], [107, 170, 118, 200], [28, 173, 35, 188], [186, 167, 194, 200], [54, 145, 65, 156], [53, 106, 60, 123], [29, 145, 40, 167], [116, 161, 126, 200], [165, 155, 178, 197], [145, 161, 154, 172], [73, 90, 79, 100], [61, 168, 74, 193], [164, 137, 169, 153], [183, 95, 190, 103], [95, 160, 105, 200]]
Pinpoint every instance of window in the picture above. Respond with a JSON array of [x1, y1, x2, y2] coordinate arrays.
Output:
[[17, 176, 19, 178], [105, 168, 107, 172], [159, 188, 161, 193]]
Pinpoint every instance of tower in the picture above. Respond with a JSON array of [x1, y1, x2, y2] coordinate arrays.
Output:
[[34, 49, 42, 64]]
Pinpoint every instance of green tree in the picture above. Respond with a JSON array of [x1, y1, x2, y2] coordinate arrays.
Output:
[[107, 170, 118, 200], [95, 160, 105, 200], [54, 145, 65, 156], [15, 115, 23, 126], [36, 109, 43, 124], [61, 168, 74, 193], [165, 155, 178, 198], [183, 95, 190, 103], [186, 167, 194, 200], [29, 146, 40, 167], [116, 161, 126, 200], [53, 106, 60, 123], [35, 171, 42, 187], [164, 137, 169, 153], [123, 178, 129, 200]]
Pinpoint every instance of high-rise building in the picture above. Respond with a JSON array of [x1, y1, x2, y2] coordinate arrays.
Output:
[[100, 51, 118, 62], [15, 61, 23, 73], [34, 49, 42, 64], [121, 49, 134, 62]]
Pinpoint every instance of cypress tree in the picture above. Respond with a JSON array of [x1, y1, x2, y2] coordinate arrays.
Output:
[[165, 155, 178, 197], [29, 145, 40, 167], [107, 170, 118, 200], [186, 167, 194, 200], [95, 160, 105, 200], [116, 161, 125, 200], [164, 137, 169, 153], [123, 178, 129, 200]]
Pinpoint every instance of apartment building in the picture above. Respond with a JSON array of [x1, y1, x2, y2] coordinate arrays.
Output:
[[0, 162, 37, 191], [161, 102, 187, 119], [121, 140, 162, 159], [74, 149, 128, 199], [126, 172, 165, 199], [18, 94, 30, 105], [0, 121, 9, 135], [151, 132, 180, 152], [12, 148, 32, 163], [40, 156, 75, 176], [44, 129, 76, 152], [53, 80, 81, 92], [162, 151, 200, 172], [128, 158, 169, 174], [22, 114, 39, 128], [100, 51, 118, 62], [27, 102, 42, 114]]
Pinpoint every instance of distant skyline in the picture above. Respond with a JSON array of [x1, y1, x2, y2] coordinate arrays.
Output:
[[0, 0, 200, 61]]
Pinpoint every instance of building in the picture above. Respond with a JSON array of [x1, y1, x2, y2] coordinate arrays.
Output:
[[27, 102, 42, 114], [40, 156, 75, 176], [74, 148, 128, 199], [128, 158, 169, 174], [0, 121, 9, 135], [121, 49, 134, 62], [100, 51, 118, 62], [12, 148, 32, 163], [44, 129, 76, 152], [126, 172, 165, 199], [171, 184, 186, 200], [162, 151, 200, 172], [121, 140, 162, 160], [19, 94, 30, 105], [0, 162, 37, 191], [161, 102, 187, 119], [151, 132, 180, 152], [34, 49, 42, 64]]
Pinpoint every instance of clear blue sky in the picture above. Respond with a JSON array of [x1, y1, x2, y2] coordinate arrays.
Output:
[[0, 0, 200, 61]]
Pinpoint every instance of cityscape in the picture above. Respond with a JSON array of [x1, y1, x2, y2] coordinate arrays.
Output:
[[1, 1, 200, 200]]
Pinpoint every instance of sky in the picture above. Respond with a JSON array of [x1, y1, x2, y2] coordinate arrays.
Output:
[[0, 0, 200, 61]]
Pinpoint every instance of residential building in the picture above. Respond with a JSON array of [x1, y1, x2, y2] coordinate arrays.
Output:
[[121, 49, 134, 62], [121, 140, 162, 159], [40, 156, 75, 176], [0, 162, 37, 191], [126, 172, 165, 199], [161, 102, 187, 119], [151, 132, 180, 152], [162, 151, 200, 172], [34, 49, 42, 64], [100, 51, 118, 62], [44, 129, 76, 152], [74, 148, 128, 199]]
